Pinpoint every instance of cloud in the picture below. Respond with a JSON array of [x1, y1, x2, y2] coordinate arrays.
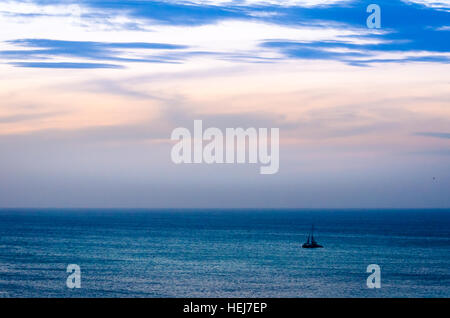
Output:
[[404, 0, 450, 10], [1, 38, 189, 68], [261, 40, 370, 63], [79, 0, 249, 26], [0, 0, 449, 69], [0, 111, 64, 123], [261, 39, 450, 65], [158, 0, 352, 7], [415, 132, 450, 139], [10, 62, 124, 68]]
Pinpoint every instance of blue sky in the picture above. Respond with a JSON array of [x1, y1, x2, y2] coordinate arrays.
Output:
[[1, 0, 449, 68]]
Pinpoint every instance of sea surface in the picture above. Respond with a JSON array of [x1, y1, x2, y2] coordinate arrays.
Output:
[[0, 209, 449, 298]]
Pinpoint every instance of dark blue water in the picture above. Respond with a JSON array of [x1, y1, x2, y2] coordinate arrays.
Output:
[[0, 209, 449, 297]]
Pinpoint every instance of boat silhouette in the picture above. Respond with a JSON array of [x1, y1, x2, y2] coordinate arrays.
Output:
[[302, 225, 323, 248]]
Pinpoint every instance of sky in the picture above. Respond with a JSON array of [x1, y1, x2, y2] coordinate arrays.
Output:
[[0, 0, 449, 208]]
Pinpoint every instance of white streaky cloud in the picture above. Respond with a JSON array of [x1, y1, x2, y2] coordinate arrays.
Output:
[[0, 0, 386, 59], [0, 0, 443, 72], [164, 0, 351, 7], [146, 20, 369, 52], [244, 0, 351, 6], [0, 1, 84, 16], [349, 50, 450, 62], [247, 11, 283, 17], [0, 2, 150, 39], [0, 0, 350, 17], [0, 0, 383, 65], [403, 0, 450, 9]]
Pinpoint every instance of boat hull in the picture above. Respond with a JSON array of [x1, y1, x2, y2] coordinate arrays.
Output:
[[302, 243, 323, 248]]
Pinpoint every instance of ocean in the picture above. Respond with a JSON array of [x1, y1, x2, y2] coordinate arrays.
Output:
[[0, 209, 449, 298]]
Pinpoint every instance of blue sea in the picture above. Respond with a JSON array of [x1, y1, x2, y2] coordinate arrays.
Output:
[[0, 209, 449, 298]]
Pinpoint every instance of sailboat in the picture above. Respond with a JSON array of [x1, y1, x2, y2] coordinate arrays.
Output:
[[302, 225, 323, 248]]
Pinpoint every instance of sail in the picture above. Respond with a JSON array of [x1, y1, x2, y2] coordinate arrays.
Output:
[[311, 225, 316, 243]]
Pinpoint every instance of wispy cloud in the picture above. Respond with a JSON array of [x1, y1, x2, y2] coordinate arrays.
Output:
[[0, 0, 448, 68], [261, 38, 450, 65], [1, 39, 189, 68], [10, 62, 124, 69], [0, 111, 64, 123], [404, 0, 450, 10], [415, 132, 450, 139]]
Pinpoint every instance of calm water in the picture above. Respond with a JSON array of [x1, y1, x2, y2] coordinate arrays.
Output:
[[0, 209, 449, 298]]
